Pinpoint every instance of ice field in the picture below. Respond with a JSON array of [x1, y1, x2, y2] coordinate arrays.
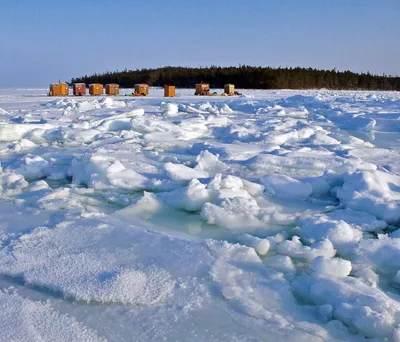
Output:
[[0, 87, 400, 341]]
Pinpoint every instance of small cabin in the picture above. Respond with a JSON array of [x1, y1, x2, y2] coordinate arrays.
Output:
[[73, 83, 86, 96], [49, 83, 69, 96], [106, 84, 120, 95], [89, 83, 103, 95], [164, 85, 175, 97], [224, 84, 235, 96], [135, 84, 149, 96], [195, 83, 210, 95]]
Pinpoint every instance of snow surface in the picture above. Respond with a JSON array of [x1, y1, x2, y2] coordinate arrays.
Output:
[[0, 87, 400, 341]]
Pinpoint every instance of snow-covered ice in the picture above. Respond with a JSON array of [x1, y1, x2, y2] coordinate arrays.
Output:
[[0, 87, 400, 341]]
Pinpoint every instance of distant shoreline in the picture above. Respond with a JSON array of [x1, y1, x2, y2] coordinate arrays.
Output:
[[70, 65, 400, 91]]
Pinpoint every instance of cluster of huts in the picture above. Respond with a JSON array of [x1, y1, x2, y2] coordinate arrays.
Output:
[[49, 83, 153, 97], [194, 83, 239, 96], [48, 82, 238, 97]]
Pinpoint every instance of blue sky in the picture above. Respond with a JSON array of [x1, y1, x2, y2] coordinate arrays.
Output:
[[0, 0, 399, 87]]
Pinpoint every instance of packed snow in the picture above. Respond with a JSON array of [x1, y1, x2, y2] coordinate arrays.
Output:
[[0, 87, 400, 341]]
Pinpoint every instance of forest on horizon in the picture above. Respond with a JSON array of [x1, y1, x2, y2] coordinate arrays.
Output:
[[70, 65, 400, 91]]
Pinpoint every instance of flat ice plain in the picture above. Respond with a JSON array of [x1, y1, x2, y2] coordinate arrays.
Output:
[[0, 87, 400, 341]]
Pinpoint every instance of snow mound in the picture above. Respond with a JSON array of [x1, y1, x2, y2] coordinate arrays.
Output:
[[207, 240, 335, 340], [25, 259, 174, 305], [0, 291, 103, 342], [0, 217, 211, 306], [293, 273, 400, 338], [246, 152, 376, 177], [45, 97, 126, 112], [356, 235, 400, 279]]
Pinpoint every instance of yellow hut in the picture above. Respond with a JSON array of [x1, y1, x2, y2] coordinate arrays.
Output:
[[134, 84, 149, 96], [195, 83, 210, 95], [49, 83, 69, 96], [89, 83, 103, 95], [224, 84, 235, 96], [106, 84, 120, 95], [164, 85, 175, 97]]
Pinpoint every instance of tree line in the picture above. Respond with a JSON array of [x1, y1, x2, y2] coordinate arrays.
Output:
[[70, 65, 400, 90]]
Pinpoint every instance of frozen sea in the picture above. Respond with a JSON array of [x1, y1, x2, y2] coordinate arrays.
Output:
[[0, 87, 400, 341]]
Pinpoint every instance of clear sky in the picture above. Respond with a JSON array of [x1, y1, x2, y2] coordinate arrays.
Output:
[[0, 0, 399, 87]]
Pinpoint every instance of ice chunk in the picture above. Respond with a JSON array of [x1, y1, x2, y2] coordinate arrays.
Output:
[[161, 102, 179, 116], [11, 154, 50, 180], [355, 235, 400, 279], [219, 175, 243, 190], [297, 214, 362, 252], [238, 233, 270, 255], [335, 170, 400, 224], [108, 168, 148, 191], [106, 161, 148, 191], [194, 150, 227, 174], [263, 255, 296, 273], [201, 197, 264, 229], [276, 236, 336, 262], [99, 97, 126, 109], [161, 179, 216, 212], [246, 152, 376, 177], [246, 153, 326, 176], [0, 172, 29, 196], [0, 124, 39, 142], [352, 267, 378, 287], [119, 191, 164, 219], [9, 138, 37, 152], [324, 208, 387, 232], [394, 271, 400, 284], [311, 256, 352, 277], [77, 99, 101, 112], [261, 174, 312, 200], [164, 162, 208, 183], [318, 304, 333, 322], [310, 279, 399, 338], [70, 154, 150, 191], [26, 180, 50, 192], [220, 104, 233, 114], [307, 131, 341, 145]]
